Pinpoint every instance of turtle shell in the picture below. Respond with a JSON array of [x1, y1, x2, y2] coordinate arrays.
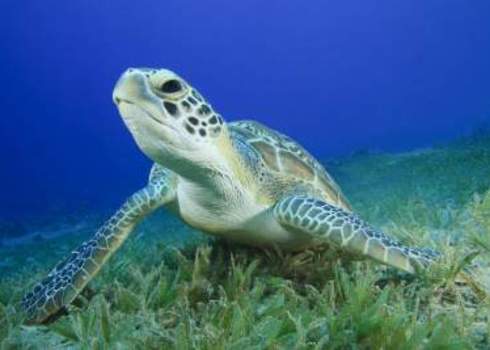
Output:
[[229, 120, 352, 211]]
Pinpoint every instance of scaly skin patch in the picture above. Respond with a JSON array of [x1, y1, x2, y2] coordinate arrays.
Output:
[[21, 166, 176, 324], [274, 195, 439, 273]]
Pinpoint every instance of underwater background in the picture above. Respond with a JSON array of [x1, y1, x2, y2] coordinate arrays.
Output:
[[1, 0, 490, 220], [1, 1, 490, 349]]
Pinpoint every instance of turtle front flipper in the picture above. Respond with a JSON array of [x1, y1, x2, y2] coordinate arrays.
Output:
[[274, 195, 439, 274], [21, 166, 176, 325]]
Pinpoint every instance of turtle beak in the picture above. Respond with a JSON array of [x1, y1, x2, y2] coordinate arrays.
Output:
[[113, 68, 142, 105], [113, 69, 163, 119]]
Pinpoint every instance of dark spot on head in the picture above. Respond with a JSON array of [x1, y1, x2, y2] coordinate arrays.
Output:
[[199, 129, 207, 137], [188, 97, 198, 105], [181, 101, 191, 110], [217, 116, 224, 125], [188, 116, 199, 125], [202, 121, 207, 126], [192, 90, 203, 101], [163, 102, 179, 116], [185, 125, 195, 134], [198, 104, 211, 115], [209, 115, 218, 124], [160, 79, 182, 93]]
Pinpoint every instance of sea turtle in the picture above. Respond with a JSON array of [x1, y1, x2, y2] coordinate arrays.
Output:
[[21, 68, 439, 324]]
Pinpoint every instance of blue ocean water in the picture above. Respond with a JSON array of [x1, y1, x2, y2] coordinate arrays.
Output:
[[1, 0, 490, 220]]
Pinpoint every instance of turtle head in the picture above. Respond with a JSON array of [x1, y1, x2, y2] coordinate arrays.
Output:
[[113, 68, 226, 178]]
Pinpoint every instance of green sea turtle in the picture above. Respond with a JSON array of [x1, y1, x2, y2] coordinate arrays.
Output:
[[21, 68, 439, 324]]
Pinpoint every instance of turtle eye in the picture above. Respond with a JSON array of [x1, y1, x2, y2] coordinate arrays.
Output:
[[160, 79, 182, 93]]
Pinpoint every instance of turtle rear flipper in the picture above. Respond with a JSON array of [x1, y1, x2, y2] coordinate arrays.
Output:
[[21, 167, 176, 325]]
